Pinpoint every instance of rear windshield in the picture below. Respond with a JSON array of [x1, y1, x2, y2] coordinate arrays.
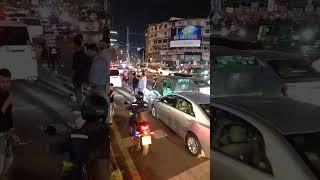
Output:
[[286, 133, 320, 179], [0, 26, 30, 45], [21, 18, 41, 26], [110, 70, 119, 76], [267, 60, 320, 79]]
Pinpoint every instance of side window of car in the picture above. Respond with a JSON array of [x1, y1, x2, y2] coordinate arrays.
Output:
[[213, 107, 273, 175], [161, 95, 177, 107], [176, 98, 195, 116]]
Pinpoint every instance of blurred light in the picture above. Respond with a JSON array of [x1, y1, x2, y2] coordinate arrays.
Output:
[[110, 31, 118, 34], [110, 39, 117, 42]]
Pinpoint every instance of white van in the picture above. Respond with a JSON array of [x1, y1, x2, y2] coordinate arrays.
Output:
[[17, 17, 43, 40], [0, 21, 38, 80]]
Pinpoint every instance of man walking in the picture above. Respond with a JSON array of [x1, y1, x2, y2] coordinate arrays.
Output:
[[0, 68, 19, 179], [132, 72, 139, 91], [71, 34, 91, 109]]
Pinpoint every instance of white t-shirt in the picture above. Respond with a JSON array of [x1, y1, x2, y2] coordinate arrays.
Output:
[[141, 76, 147, 89]]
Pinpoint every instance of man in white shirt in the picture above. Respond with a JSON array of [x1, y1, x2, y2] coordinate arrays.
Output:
[[141, 72, 147, 90]]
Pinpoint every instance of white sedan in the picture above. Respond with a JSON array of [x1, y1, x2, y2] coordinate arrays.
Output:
[[159, 67, 177, 76]]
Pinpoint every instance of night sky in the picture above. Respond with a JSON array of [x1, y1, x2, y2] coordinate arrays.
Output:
[[111, 0, 210, 46]]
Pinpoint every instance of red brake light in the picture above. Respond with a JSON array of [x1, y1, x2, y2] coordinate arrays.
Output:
[[281, 86, 288, 96]]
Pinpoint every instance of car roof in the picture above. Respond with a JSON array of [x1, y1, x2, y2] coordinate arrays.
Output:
[[0, 20, 27, 27], [175, 92, 209, 104], [213, 96, 320, 135]]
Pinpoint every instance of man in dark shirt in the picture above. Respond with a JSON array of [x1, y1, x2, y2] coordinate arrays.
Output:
[[132, 73, 139, 90], [72, 34, 91, 108], [0, 68, 15, 178]]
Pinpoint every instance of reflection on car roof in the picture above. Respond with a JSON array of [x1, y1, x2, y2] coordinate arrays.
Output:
[[241, 50, 303, 61], [175, 92, 209, 104], [213, 96, 320, 135]]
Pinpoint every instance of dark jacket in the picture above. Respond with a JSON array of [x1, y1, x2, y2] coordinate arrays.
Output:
[[0, 90, 12, 133], [72, 48, 91, 84]]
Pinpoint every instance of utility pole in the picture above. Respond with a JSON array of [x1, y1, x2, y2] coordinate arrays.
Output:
[[104, 0, 111, 46], [126, 26, 130, 63]]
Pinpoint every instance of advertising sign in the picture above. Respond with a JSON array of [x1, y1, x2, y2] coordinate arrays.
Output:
[[170, 25, 202, 47]]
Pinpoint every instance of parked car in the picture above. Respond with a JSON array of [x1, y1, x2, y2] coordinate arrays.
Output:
[[151, 92, 210, 157], [159, 67, 177, 76], [212, 96, 320, 180]]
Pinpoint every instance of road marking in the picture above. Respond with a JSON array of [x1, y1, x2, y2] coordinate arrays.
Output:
[[152, 129, 168, 139], [112, 123, 142, 180], [167, 160, 210, 180]]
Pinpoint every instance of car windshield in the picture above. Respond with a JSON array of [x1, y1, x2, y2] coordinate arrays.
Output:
[[175, 79, 198, 92], [0, 26, 30, 45], [110, 70, 119, 76], [21, 18, 41, 26], [267, 60, 320, 79], [286, 133, 320, 179], [200, 104, 210, 117]]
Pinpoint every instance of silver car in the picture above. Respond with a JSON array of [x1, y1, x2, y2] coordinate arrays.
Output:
[[212, 96, 320, 180], [150, 92, 210, 157]]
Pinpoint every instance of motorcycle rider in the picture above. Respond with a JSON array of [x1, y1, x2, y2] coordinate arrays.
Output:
[[61, 95, 109, 180], [127, 91, 147, 137]]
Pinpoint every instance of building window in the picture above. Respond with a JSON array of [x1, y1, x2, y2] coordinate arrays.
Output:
[[155, 26, 157, 30], [154, 40, 157, 44], [164, 24, 167, 28], [163, 39, 168, 43], [205, 29, 210, 34], [158, 40, 162, 43], [206, 21, 210, 26], [154, 34, 157, 37], [159, 24, 162, 29], [151, 34, 153, 38], [164, 32, 167, 36]]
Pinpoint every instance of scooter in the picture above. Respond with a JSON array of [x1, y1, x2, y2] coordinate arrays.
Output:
[[126, 101, 152, 156]]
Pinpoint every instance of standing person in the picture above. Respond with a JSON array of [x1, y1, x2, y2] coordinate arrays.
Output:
[[132, 73, 139, 91], [138, 75, 144, 92], [152, 75, 157, 89], [0, 69, 20, 179], [141, 72, 147, 90], [87, 44, 108, 99], [71, 34, 91, 109]]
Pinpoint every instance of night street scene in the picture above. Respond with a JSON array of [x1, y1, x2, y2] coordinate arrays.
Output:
[[0, 0, 210, 180], [211, 0, 320, 180]]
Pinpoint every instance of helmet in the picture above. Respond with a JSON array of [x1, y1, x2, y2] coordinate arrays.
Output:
[[135, 91, 144, 101], [81, 95, 108, 121]]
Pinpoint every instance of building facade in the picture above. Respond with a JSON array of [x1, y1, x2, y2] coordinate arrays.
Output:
[[145, 17, 210, 67]]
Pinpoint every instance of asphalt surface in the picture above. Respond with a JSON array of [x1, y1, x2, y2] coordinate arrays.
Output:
[[111, 87, 210, 180], [9, 80, 77, 180]]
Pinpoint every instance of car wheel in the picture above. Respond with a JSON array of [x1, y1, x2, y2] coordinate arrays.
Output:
[[185, 133, 201, 156], [151, 106, 157, 118]]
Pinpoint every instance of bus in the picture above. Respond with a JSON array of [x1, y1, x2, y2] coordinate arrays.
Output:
[[0, 21, 38, 80]]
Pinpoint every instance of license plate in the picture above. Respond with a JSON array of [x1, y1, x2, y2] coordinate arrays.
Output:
[[141, 135, 152, 145]]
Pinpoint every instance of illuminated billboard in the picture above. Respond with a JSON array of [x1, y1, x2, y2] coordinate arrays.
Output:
[[170, 25, 202, 47]]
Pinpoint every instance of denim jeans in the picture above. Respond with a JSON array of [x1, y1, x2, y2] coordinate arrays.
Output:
[[0, 133, 13, 176]]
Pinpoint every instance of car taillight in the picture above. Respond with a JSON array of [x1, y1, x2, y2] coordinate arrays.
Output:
[[281, 86, 288, 96]]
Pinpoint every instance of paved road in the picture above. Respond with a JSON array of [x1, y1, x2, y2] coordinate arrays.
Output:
[[9, 80, 77, 180], [111, 87, 210, 180]]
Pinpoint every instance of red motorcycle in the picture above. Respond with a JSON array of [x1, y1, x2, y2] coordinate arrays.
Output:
[[132, 121, 152, 155]]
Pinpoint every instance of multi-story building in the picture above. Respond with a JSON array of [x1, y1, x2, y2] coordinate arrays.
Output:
[[145, 17, 210, 67]]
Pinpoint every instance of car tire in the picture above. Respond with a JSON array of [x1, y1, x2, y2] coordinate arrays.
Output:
[[185, 133, 201, 156]]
